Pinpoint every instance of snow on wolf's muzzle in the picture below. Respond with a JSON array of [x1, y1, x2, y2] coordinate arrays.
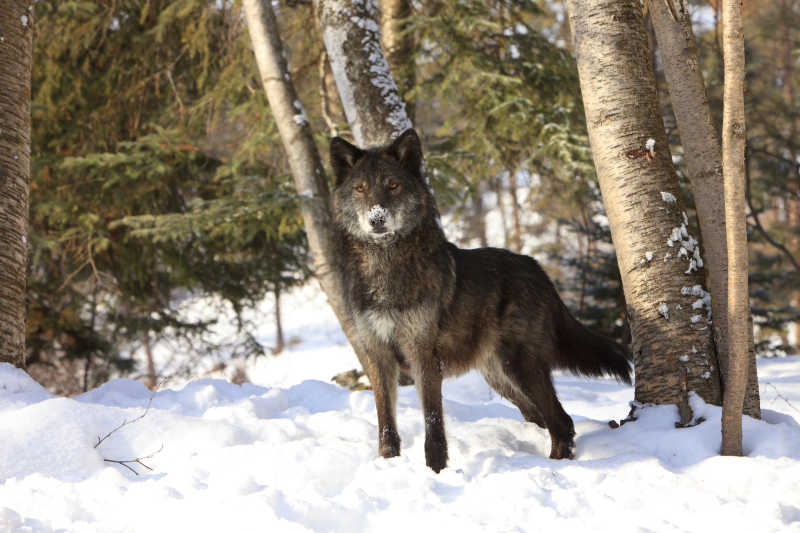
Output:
[[367, 204, 388, 230]]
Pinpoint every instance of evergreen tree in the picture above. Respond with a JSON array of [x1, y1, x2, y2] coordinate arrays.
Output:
[[28, 0, 309, 392]]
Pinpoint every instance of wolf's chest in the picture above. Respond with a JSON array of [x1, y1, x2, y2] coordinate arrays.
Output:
[[355, 306, 433, 344]]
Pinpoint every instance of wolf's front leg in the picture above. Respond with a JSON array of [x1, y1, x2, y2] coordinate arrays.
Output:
[[414, 357, 448, 473], [364, 349, 401, 458]]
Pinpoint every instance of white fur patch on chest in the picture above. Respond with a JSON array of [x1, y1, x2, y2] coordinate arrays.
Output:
[[356, 306, 435, 346], [357, 309, 397, 343]]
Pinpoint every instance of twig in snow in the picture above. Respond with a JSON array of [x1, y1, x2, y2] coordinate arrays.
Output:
[[103, 444, 164, 476], [95, 390, 164, 474], [94, 393, 154, 449], [764, 382, 800, 414]]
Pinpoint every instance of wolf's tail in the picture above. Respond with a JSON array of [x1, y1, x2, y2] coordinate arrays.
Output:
[[554, 308, 632, 384]]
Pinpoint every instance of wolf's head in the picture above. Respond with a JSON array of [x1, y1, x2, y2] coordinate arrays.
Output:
[[330, 129, 434, 246]]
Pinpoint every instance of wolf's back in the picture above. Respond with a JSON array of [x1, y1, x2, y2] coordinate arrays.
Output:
[[553, 309, 632, 384]]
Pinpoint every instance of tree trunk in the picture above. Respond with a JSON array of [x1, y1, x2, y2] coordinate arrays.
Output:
[[144, 335, 157, 390], [0, 0, 32, 368], [507, 170, 523, 254], [242, 0, 368, 372], [315, 0, 412, 147], [648, 0, 760, 419], [379, 0, 416, 123], [471, 183, 488, 248], [782, 0, 800, 355], [720, 0, 749, 456], [565, 0, 721, 417], [273, 285, 285, 355]]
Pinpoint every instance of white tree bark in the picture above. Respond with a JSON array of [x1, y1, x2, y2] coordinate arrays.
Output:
[[0, 0, 32, 367], [720, 0, 749, 456], [566, 0, 721, 416], [648, 0, 760, 419], [243, 0, 367, 370], [315, 0, 412, 147]]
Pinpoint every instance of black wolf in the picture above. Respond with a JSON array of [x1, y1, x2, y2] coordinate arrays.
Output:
[[330, 129, 631, 473]]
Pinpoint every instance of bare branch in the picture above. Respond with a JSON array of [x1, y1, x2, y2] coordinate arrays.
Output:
[[94, 393, 154, 449], [764, 382, 800, 415], [103, 444, 164, 476], [745, 152, 800, 271]]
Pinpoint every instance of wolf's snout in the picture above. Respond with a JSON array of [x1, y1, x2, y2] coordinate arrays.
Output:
[[368, 205, 388, 231]]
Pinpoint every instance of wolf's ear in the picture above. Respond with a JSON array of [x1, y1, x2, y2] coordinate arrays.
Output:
[[386, 129, 423, 179], [330, 137, 365, 186]]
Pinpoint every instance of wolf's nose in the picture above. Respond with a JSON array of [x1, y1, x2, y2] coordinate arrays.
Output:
[[368, 205, 388, 229]]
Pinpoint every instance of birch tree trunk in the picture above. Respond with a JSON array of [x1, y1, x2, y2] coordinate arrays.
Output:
[[648, 0, 760, 419], [0, 0, 32, 368], [242, 0, 368, 371], [380, 0, 415, 123], [315, 0, 412, 147], [720, 0, 749, 456], [566, 0, 721, 417]]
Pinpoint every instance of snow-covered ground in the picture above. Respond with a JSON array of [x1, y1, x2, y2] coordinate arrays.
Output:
[[1, 282, 800, 533]]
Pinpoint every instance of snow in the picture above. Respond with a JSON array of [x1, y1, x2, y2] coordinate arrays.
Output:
[[666, 212, 704, 274], [660, 191, 677, 203], [292, 100, 308, 127], [3, 281, 799, 532], [4, 204, 800, 533], [367, 204, 387, 223]]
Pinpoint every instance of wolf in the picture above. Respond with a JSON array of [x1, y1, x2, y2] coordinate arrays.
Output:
[[330, 129, 631, 473]]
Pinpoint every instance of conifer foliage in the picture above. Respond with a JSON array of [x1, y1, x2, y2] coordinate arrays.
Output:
[[28, 1, 308, 392]]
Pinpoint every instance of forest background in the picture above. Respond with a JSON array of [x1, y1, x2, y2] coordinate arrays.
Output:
[[22, 0, 800, 395]]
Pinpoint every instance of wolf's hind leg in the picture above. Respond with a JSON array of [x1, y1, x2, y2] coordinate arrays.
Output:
[[481, 364, 546, 428], [499, 342, 575, 459], [364, 347, 401, 458]]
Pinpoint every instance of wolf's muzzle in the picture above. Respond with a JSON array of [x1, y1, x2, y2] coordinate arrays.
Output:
[[368, 205, 388, 232]]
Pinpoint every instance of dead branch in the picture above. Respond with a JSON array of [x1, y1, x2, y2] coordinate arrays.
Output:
[[94, 394, 154, 449], [764, 382, 800, 415], [103, 444, 164, 476]]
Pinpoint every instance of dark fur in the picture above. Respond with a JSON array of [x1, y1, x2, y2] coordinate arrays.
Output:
[[330, 129, 631, 472]]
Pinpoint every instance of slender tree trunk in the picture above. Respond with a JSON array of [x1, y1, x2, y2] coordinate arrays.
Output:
[[782, 0, 800, 353], [144, 335, 157, 390], [507, 170, 523, 254], [566, 0, 721, 417], [649, 0, 760, 418], [493, 176, 509, 248], [318, 50, 340, 137], [315, 0, 412, 147], [273, 285, 285, 355], [471, 183, 488, 248], [243, 0, 368, 372], [380, 0, 416, 123], [0, 0, 32, 368], [720, 0, 749, 456]]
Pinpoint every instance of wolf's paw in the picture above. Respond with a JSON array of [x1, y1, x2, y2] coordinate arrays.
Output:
[[379, 429, 401, 458], [549, 439, 576, 460], [425, 434, 448, 473]]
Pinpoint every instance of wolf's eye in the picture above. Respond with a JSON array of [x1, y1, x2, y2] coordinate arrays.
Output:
[[388, 182, 399, 191], [355, 184, 365, 193]]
